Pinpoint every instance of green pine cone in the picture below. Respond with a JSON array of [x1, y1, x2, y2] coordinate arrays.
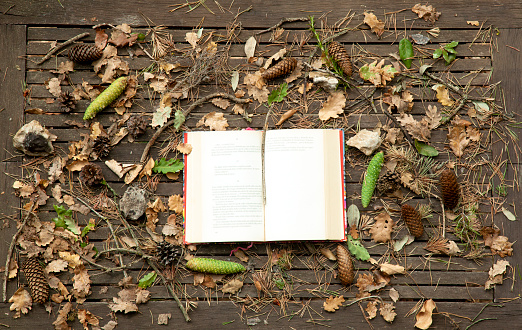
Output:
[[83, 76, 128, 120], [361, 151, 384, 208], [186, 258, 246, 274]]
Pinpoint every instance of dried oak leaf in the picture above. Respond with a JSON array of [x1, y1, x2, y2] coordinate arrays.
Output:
[[196, 112, 229, 131], [425, 105, 442, 129], [318, 91, 346, 121], [9, 287, 32, 318], [136, 288, 151, 304], [222, 279, 244, 294], [78, 309, 100, 329], [144, 72, 168, 93], [59, 251, 82, 268], [53, 301, 72, 329], [109, 29, 138, 47], [186, 32, 200, 48], [389, 288, 400, 302], [380, 302, 397, 323], [366, 300, 378, 319], [432, 84, 454, 107], [168, 194, 183, 214], [363, 12, 385, 37], [485, 260, 510, 289], [110, 297, 138, 314], [383, 90, 413, 113], [244, 72, 269, 103], [323, 295, 345, 312], [95, 28, 109, 49], [73, 265, 92, 298], [480, 226, 513, 257], [151, 106, 172, 128], [447, 124, 469, 157], [46, 77, 62, 97], [369, 212, 394, 243], [415, 299, 437, 329], [397, 113, 431, 142], [359, 60, 398, 87], [51, 61, 75, 75], [211, 98, 230, 110], [158, 313, 171, 325], [46, 259, 68, 273], [176, 143, 193, 155], [93, 45, 130, 83], [412, 4, 441, 23]]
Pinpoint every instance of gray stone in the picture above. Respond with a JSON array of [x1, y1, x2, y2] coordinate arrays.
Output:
[[13, 120, 57, 156], [119, 186, 148, 221], [346, 129, 382, 156]]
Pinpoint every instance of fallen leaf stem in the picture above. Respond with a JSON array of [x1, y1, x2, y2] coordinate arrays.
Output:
[[37, 32, 90, 65], [140, 92, 251, 163]]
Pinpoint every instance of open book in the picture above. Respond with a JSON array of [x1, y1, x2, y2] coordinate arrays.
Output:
[[183, 129, 346, 243]]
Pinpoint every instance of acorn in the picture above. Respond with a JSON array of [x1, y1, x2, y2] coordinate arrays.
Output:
[[439, 169, 460, 209], [336, 245, 355, 286], [68, 44, 103, 63], [327, 41, 353, 77], [261, 57, 297, 81], [21, 258, 49, 304], [401, 204, 424, 238]]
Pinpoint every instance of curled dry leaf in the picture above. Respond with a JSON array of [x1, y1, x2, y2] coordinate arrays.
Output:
[[196, 112, 229, 131], [363, 12, 385, 37], [412, 4, 441, 23], [263, 48, 287, 69], [380, 302, 397, 323], [78, 309, 100, 329], [318, 91, 346, 121], [319, 248, 337, 261], [380, 263, 405, 275], [389, 288, 399, 302], [369, 212, 395, 243], [233, 250, 249, 263], [485, 260, 510, 289], [397, 114, 431, 143], [222, 279, 244, 294], [9, 287, 32, 318], [276, 109, 298, 126], [53, 301, 72, 329], [383, 90, 413, 113], [480, 226, 513, 258], [176, 143, 193, 154], [366, 300, 378, 319], [415, 299, 437, 329], [105, 159, 136, 178], [323, 295, 345, 312], [432, 84, 454, 107], [244, 36, 257, 60]]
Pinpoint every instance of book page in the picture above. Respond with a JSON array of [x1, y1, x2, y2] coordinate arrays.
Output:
[[263, 129, 327, 241], [184, 131, 265, 243]]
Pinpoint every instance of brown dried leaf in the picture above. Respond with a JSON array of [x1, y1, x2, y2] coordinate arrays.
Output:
[[185, 32, 200, 48], [432, 84, 454, 107], [53, 301, 72, 329], [59, 251, 82, 268], [467, 21, 480, 26], [412, 4, 441, 23], [46, 77, 62, 97], [319, 91, 346, 121], [263, 48, 287, 69], [168, 194, 183, 213], [232, 104, 245, 116], [389, 288, 399, 302], [415, 299, 437, 329], [447, 124, 469, 158], [141, 157, 155, 177], [285, 60, 303, 83], [380, 302, 397, 323], [105, 159, 136, 178], [176, 143, 193, 155], [244, 72, 269, 103], [383, 90, 413, 113], [136, 288, 151, 304], [196, 112, 229, 131], [9, 288, 32, 318], [276, 109, 298, 126], [95, 29, 109, 49], [323, 295, 345, 312], [369, 212, 394, 243], [485, 260, 510, 289], [397, 114, 431, 142], [46, 259, 68, 273], [425, 105, 441, 129], [158, 313, 171, 325], [380, 263, 405, 275], [78, 309, 100, 329], [109, 29, 138, 47], [466, 126, 481, 142], [211, 98, 230, 110], [73, 265, 91, 298], [480, 227, 513, 257], [102, 320, 118, 330], [110, 297, 138, 313], [366, 300, 378, 319], [222, 279, 244, 294], [319, 248, 337, 261], [363, 12, 385, 37], [51, 61, 74, 74]]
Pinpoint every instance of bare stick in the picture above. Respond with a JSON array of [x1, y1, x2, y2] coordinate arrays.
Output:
[[3, 202, 37, 302], [37, 32, 90, 65], [255, 17, 308, 36], [140, 93, 251, 163]]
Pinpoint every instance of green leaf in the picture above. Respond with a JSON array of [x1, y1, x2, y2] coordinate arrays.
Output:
[[267, 83, 288, 106], [473, 101, 490, 113], [399, 38, 414, 69], [446, 41, 459, 49], [64, 218, 81, 235], [442, 49, 450, 63], [52, 216, 66, 228], [433, 48, 443, 59], [346, 235, 370, 261], [81, 221, 96, 238], [153, 158, 184, 174], [173, 109, 185, 131], [359, 63, 379, 82], [138, 271, 157, 289], [444, 47, 457, 54], [54, 204, 72, 218], [414, 140, 439, 157], [446, 53, 456, 65], [347, 204, 360, 227], [393, 234, 414, 252], [52, 204, 80, 235], [274, 278, 285, 290]]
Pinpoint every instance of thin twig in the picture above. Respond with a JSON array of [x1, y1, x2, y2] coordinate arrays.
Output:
[[255, 17, 308, 36], [3, 202, 37, 302], [440, 96, 468, 125], [37, 32, 90, 65], [233, 5, 252, 20], [140, 93, 251, 163]]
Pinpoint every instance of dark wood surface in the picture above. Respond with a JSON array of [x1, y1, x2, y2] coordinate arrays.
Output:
[[1, 1, 521, 328]]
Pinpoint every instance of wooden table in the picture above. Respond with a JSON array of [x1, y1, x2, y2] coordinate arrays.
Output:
[[1, 1, 521, 328]]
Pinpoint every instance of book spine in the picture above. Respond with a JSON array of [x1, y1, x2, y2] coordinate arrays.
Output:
[[183, 132, 188, 245], [339, 129, 347, 242]]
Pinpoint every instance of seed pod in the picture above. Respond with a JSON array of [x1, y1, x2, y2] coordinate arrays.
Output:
[[327, 41, 353, 77], [83, 76, 128, 120], [401, 204, 424, 238], [68, 44, 103, 63], [361, 151, 384, 208], [261, 57, 297, 81], [336, 245, 354, 286], [21, 258, 49, 304], [439, 169, 460, 209], [186, 258, 245, 274]]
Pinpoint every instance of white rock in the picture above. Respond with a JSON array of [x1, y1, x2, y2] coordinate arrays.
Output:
[[346, 129, 382, 156], [312, 74, 338, 92]]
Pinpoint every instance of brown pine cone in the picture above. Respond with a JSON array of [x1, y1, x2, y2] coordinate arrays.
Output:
[[401, 204, 424, 238], [127, 115, 147, 138], [92, 136, 111, 159], [57, 91, 77, 112], [261, 57, 297, 81], [439, 169, 460, 209], [376, 172, 400, 195], [327, 41, 353, 77], [336, 245, 354, 286], [21, 258, 49, 304], [80, 163, 104, 186], [68, 44, 103, 63]]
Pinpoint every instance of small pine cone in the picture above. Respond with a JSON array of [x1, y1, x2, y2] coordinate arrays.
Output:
[[336, 245, 354, 286], [92, 136, 112, 159], [376, 172, 400, 195], [79, 163, 104, 186], [21, 258, 49, 304], [261, 57, 297, 81], [68, 44, 103, 63], [57, 91, 77, 112], [439, 169, 460, 209], [156, 241, 182, 266], [127, 115, 147, 138], [401, 204, 424, 238], [327, 41, 353, 77]]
